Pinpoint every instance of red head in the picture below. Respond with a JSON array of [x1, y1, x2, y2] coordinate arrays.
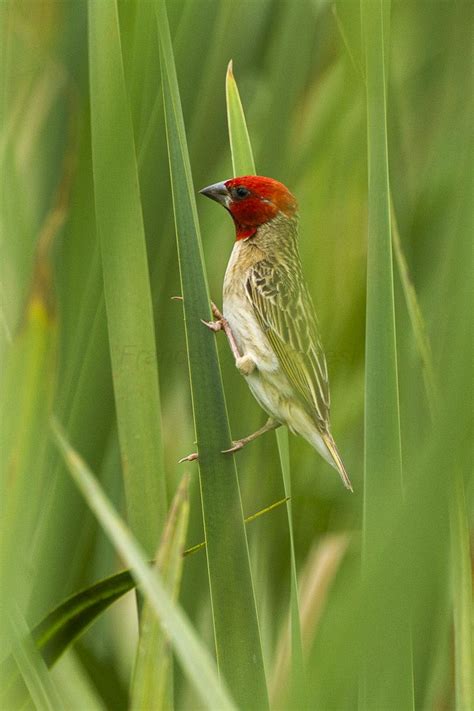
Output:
[[200, 175, 298, 240]]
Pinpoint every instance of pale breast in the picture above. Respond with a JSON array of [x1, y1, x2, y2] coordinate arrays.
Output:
[[222, 241, 304, 423], [223, 242, 279, 373]]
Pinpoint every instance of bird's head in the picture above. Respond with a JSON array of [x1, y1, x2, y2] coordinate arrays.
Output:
[[199, 175, 298, 240]]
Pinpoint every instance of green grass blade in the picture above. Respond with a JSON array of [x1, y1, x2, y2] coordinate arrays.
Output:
[[0, 295, 56, 580], [226, 60, 306, 704], [275, 429, 306, 701], [34, 572, 134, 667], [362, 0, 402, 522], [88, 0, 166, 554], [391, 204, 438, 415], [383, 6, 436, 418], [360, 1, 414, 709], [332, 6, 436, 416], [51, 419, 237, 711], [7, 605, 62, 711], [226, 61, 256, 176], [49, 651, 105, 711], [155, 3, 269, 708], [131, 477, 190, 711], [0, 497, 287, 700], [451, 473, 473, 710]]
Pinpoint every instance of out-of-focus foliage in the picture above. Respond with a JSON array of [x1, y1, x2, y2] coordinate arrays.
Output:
[[1, 1, 472, 709]]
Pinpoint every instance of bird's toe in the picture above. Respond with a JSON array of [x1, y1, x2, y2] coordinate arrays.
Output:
[[222, 441, 244, 454], [178, 452, 199, 463]]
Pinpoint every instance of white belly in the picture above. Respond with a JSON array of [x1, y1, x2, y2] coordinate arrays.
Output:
[[223, 289, 297, 424]]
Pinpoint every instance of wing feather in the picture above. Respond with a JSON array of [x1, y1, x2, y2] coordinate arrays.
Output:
[[246, 258, 330, 427]]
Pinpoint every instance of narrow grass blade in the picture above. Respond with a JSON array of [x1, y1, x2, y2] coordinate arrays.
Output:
[[131, 477, 190, 711], [383, 8, 437, 417], [226, 60, 306, 704], [0, 496, 288, 699], [34, 573, 134, 668], [271, 534, 350, 700], [155, 3, 269, 707], [226, 60, 256, 176], [391, 204, 438, 415], [0, 241, 57, 674], [51, 419, 236, 711], [88, 0, 166, 554], [450, 473, 473, 711], [50, 651, 105, 711], [0, 567, 132, 705], [362, 0, 402, 526], [332, 7, 436, 416], [360, 2, 414, 709], [275, 429, 306, 702], [0, 292, 56, 580], [6, 605, 62, 711]]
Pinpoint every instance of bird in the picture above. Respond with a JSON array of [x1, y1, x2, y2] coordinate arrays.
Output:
[[191, 175, 352, 491]]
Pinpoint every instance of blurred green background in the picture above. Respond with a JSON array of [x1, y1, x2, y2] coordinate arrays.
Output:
[[1, 0, 472, 709]]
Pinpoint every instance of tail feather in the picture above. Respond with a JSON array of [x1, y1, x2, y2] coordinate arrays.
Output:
[[320, 431, 353, 492]]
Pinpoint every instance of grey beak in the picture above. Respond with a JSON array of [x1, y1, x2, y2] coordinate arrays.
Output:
[[199, 181, 230, 207]]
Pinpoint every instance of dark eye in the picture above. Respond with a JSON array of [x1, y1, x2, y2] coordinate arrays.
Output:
[[233, 186, 250, 200]]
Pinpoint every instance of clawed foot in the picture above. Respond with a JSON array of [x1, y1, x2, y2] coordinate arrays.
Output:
[[201, 301, 226, 333], [173, 296, 243, 364], [179, 441, 244, 460], [222, 440, 245, 454], [178, 452, 199, 463], [201, 318, 223, 332], [180, 418, 280, 463]]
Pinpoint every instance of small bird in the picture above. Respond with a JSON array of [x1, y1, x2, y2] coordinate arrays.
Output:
[[198, 175, 352, 491]]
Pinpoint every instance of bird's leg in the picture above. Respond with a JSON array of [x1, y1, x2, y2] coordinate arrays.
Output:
[[201, 301, 242, 362], [202, 302, 257, 375], [173, 295, 243, 363], [179, 418, 281, 463], [178, 297, 259, 463], [222, 417, 281, 454]]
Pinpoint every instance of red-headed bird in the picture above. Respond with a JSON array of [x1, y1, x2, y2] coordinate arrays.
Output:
[[197, 175, 352, 491]]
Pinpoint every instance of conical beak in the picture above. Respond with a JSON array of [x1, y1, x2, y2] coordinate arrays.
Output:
[[199, 181, 230, 207]]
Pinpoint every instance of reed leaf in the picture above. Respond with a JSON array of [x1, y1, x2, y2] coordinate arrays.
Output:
[[451, 473, 473, 710], [226, 61, 256, 176], [360, 1, 414, 708], [0, 497, 287, 705], [51, 419, 236, 711], [391, 206, 438, 415], [88, 0, 166, 554], [131, 477, 190, 711], [226, 60, 306, 704], [332, 3, 436, 417], [4, 605, 62, 711], [155, 2, 269, 707]]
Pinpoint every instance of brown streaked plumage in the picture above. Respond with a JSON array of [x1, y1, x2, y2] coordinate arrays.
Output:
[[199, 175, 352, 491]]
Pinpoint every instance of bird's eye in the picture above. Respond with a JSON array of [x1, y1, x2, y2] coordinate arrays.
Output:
[[233, 186, 250, 200]]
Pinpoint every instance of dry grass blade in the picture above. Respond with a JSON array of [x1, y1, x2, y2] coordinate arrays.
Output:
[[270, 534, 350, 703]]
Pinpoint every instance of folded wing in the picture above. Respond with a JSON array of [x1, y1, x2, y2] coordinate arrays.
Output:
[[245, 257, 330, 429]]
